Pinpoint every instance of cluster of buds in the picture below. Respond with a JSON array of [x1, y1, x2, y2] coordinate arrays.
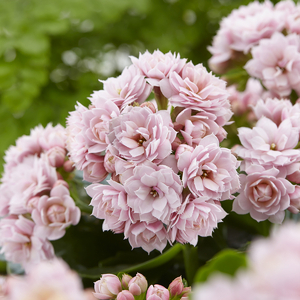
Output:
[[93, 273, 191, 300], [0, 124, 80, 270]]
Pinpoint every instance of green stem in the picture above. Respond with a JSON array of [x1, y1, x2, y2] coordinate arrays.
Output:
[[183, 244, 199, 284], [70, 192, 92, 214], [120, 243, 183, 274], [153, 86, 168, 110]]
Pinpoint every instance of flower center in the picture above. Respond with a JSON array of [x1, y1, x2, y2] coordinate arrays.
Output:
[[138, 135, 146, 146], [150, 188, 158, 198], [201, 170, 209, 178], [270, 143, 276, 150]]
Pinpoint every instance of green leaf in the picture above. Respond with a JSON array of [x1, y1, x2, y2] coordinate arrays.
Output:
[[194, 249, 247, 283]]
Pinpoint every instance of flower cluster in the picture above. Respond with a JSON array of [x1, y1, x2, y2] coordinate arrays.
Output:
[[93, 272, 191, 300], [193, 222, 300, 299], [67, 50, 240, 252], [0, 258, 90, 300], [0, 124, 80, 270], [232, 98, 300, 223]]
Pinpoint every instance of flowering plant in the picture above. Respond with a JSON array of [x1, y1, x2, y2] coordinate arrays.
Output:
[[0, 0, 300, 298]]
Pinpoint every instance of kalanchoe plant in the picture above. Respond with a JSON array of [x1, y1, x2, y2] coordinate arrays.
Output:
[[66, 49, 241, 253]]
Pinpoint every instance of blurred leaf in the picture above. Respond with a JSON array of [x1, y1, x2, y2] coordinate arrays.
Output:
[[17, 34, 49, 55], [194, 249, 247, 283]]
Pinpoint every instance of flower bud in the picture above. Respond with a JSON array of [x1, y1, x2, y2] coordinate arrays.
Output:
[[117, 290, 135, 300], [146, 284, 169, 300], [63, 160, 75, 173], [128, 273, 148, 296], [175, 144, 193, 160], [168, 277, 184, 297], [53, 180, 69, 189], [140, 102, 156, 113], [46, 146, 66, 168], [121, 274, 132, 290], [94, 274, 122, 300], [180, 287, 191, 300]]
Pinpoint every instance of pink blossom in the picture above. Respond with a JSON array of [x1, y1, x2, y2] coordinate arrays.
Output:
[[146, 284, 169, 300], [0, 215, 54, 271], [82, 153, 108, 183], [123, 162, 182, 225], [288, 185, 300, 213], [130, 50, 186, 86], [92, 64, 152, 110], [208, 1, 284, 73], [121, 274, 132, 290], [245, 32, 300, 97], [7, 258, 87, 300], [39, 123, 66, 151], [86, 180, 129, 233], [252, 98, 293, 125], [232, 164, 294, 223], [108, 106, 176, 164], [160, 62, 232, 126], [94, 274, 122, 300], [169, 277, 184, 297], [128, 273, 148, 296], [236, 117, 300, 168], [46, 146, 66, 168], [175, 109, 225, 145], [124, 220, 168, 253], [177, 135, 240, 201], [32, 184, 80, 240], [168, 194, 227, 246]]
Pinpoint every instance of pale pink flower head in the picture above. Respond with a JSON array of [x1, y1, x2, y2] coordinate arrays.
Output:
[[233, 164, 294, 223], [46, 146, 66, 168], [252, 98, 293, 125], [7, 258, 87, 300], [168, 194, 227, 246], [177, 135, 240, 201], [32, 184, 80, 241], [0, 215, 54, 271], [108, 106, 176, 164], [236, 117, 300, 168], [39, 123, 66, 151], [7, 155, 58, 215], [175, 109, 225, 145], [124, 162, 182, 225], [93, 64, 152, 110], [124, 220, 168, 253], [131, 50, 187, 86], [160, 62, 232, 124], [86, 180, 129, 234], [128, 273, 148, 296], [82, 153, 108, 183], [245, 32, 300, 97], [146, 284, 169, 300], [94, 274, 122, 300], [288, 185, 300, 214]]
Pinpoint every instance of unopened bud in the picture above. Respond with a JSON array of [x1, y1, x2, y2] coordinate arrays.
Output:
[[128, 273, 148, 296], [121, 274, 132, 290], [46, 146, 66, 168], [117, 290, 135, 300], [169, 276, 184, 297]]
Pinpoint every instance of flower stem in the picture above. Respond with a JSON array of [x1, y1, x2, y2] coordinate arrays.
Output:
[[182, 244, 199, 284], [120, 243, 183, 274], [153, 86, 168, 110]]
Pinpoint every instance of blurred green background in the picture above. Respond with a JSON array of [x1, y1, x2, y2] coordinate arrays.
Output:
[[0, 0, 281, 171]]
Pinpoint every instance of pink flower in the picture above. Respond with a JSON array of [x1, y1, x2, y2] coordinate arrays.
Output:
[[177, 135, 240, 201], [124, 220, 168, 253], [32, 184, 80, 240], [128, 273, 148, 296], [92, 64, 152, 110], [86, 180, 129, 233], [236, 117, 300, 168], [123, 162, 182, 225], [0, 215, 54, 271], [94, 274, 122, 300], [252, 98, 293, 125], [146, 285, 169, 300], [169, 277, 184, 297], [7, 258, 87, 300], [175, 109, 225, 145], [121, 274, 132, 290], [288, 185, 300, 213], [245, 32, 300, 97], [39, 123, 66, 151], [82, 153, 108, 183], [130, 50, 186, 86], [232, 164, 294, 223], [160, 62, 232, 126], [46, 146, 66, 168], [108, 106, 176, 164], [168, 194, 227, 246]]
